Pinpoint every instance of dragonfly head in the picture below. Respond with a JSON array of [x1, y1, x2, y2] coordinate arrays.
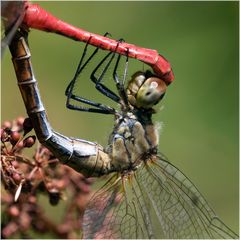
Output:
[[127, 70, 167, 110]]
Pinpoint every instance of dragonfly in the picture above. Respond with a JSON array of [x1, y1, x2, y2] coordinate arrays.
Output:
[[8, 26, 238, 239], [1, 0, 174, 84]]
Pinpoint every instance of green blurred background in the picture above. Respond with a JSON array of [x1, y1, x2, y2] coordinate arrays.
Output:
[[1, 1, 239, 234]]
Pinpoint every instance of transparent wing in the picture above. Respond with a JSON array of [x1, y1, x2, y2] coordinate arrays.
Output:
[[83, 154, 238, 239], [83, 174, 155, 239], [137, 154, 238, 239]]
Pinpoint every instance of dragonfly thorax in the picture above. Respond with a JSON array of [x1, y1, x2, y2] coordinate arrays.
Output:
[[106, 112, 159, 172]]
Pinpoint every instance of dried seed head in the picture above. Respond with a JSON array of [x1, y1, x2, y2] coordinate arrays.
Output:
[[23, 118, 33, 135], [2, 222, 19, 238], [48, 189, 61, 206], [57, 223, 72, 235], [10, 131, 21, 145], [12, 173, 22, 184], [21, 179, 33, 193], [1, 128, 10, 142], [11, 160, 19, 169], [19, 212, 31, 231], [55, 179, 66, 190], [8, 205, 20, 217], [23, 136, 36, 148], [2, 121, 12, 129], [46, 182, 53, 190], [16, 117, 25, 127], [1, 133, 9, 143], [83, 177, 94, 185], [1, 118, 94, 237], [15, 140, 24, 149], [78, 181, 91, 193], [0, 128, 4, 138], [28, 195, 37, 204]]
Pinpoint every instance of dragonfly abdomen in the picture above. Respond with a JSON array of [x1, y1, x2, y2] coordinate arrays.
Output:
[[9, 31, 113, 177]]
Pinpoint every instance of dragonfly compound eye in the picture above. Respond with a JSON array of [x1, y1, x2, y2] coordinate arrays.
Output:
[[136, 77, 167, 109]]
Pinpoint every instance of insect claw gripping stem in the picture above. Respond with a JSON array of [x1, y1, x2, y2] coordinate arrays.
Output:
[[9, 31, 113, 177]]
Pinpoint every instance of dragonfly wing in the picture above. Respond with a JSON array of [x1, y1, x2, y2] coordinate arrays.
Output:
[[83, 173, 156, 239], [135, 153, 238, 239], [83, 154, 238, 239]]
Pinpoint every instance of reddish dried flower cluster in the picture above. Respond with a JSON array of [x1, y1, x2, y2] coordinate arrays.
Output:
[[1, 117, 95, 239]]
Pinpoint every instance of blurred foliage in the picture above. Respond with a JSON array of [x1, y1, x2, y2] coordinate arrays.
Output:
[[1, 1, 238, 234]]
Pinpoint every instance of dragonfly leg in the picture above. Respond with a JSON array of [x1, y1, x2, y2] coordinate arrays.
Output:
[[66, 31, 111, 96], [66, 92, 115, 114], [90, 39, 126, 103], [9, 30, 113, 177], [112, 48, 129, 107], [65, 35, 115, 114], [90, 51, 120, 103]]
